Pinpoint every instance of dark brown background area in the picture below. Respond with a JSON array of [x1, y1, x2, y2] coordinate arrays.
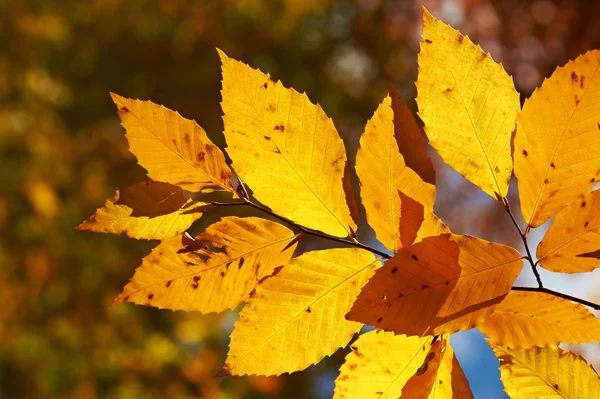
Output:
[[1, 0, 598, 398]]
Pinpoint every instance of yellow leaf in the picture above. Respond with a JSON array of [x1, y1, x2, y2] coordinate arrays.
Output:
[[537, 190, 600, 273], [76, 181, 204, 240], [222, 248, 379, 376], [416, 7, 520, 199], [490, 344, 600, 398], [514, 50, 600, 229], [112, 217, 299, 313], [356, 92, 447, 252], [218, 49, 357, 238], [480, 290, 600, 349], [402, 335, 473, 399], [347, 234, 523, 336], [334, 331, 432, 399], [111, 93, 234, 193]]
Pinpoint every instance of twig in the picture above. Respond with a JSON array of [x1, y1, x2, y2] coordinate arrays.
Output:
[[502, 198, 543, 288]]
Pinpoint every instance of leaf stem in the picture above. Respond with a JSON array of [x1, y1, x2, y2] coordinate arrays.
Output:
[[502, 198, 543, 288]]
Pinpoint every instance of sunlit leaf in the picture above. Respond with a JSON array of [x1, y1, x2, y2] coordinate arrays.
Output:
[[222, 248, 379, 376], [346, 234, 523, 336], [480, 290, 600, 348], [113, 217, 299, 313], [355, 92, 447, 252], [491, 344, 600, 398], [76, 180, 204, 240], [111, 93, 235, 193], [416, 7, 520, 199], [219, 49, 357, 238], [537, 190, 600, 273], [514, 50, 600, 228]]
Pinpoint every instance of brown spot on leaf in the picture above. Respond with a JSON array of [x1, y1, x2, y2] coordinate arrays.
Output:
[[377, 317, 383, 323], [523, 150, 528, 156], [123, 295, 130, 301], [591, 177, 596, 183], [220, 271, 226, 277], [412, 254, 419, 261], [391, 267, 398, 274], [183, 134, 191, 144], [442, 87, 454, 95], [582, 201, 587, 208], [550, 162, 555, 169], [198, 152, 205, 162], [191, 283, 199, 289], [306, 307, 311, 313], [457, 35, 464, 44], [166, 280, 172, 287], [494, 166, 500, 173], [267, 104, 276, 112], [554, 384, 559, 390], [193, 276, 201, 283], [422, 285, 429, 289], [262, 82, 268, 89], [349, 364, 357, 371], [274, 124, 285, 132], [571, 72, 579, 83], [425, 39, 432, 43], [575, 96, 580, 106], [264, 135, 271, 141], [445, 281, 450, 286], [478, 52, 488, 62], [544, 179, 549, 184], [148, 293, 154, 300]]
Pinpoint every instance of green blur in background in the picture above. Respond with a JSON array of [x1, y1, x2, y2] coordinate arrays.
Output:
[[1, 0, 598, 398]]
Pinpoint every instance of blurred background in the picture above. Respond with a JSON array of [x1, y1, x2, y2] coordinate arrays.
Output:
[[2, 0, 600, 398]]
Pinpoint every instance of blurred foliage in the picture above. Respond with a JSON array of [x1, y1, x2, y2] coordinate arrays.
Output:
[[0, 0, 598, 398]]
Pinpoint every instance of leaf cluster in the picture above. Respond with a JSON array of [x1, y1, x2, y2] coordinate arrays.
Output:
[[78, 8, 600, 398]]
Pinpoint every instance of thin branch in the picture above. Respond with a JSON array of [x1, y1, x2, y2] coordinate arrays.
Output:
[[208, 200, 392, 259], [502, 198, 543, 288], [511, 286, 600, 310]]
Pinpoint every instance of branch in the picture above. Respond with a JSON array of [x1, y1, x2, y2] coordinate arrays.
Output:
[[502, 198, 543, 288], [208, 200, 392, 259], [511, 286, 600, 310]]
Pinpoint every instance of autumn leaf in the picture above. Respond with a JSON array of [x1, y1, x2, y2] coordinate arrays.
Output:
[[490, 344, 600, 398], [514, 50, 600, 229], [112, 217, 299, 313], [346, 234, 523, 336], [111, 93, 235, 194], [219, 49, 357, 238], [416, 7, 520, 199], [537, 190, 600, 273], [76, 180, 205, 240], [333, 333, 472, 399], [222, 248, 378, 376], [480, 290, 600, 348], [355, 91, 447, 252]]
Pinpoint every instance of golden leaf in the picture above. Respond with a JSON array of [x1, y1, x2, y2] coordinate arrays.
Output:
[[480, 290, 600, 348], [491, 344, 600, 398], [333, 331, 433, 399], [537, 190, 600, 273], [355, 92, 447, 252], [112, 217, 299, 313], [514, 50, 600, 228], [416, 7, 520, 199], [111, 93, 234, 193], [218, 49, 357, 238], [402, 335, 473, 399], [222, 248, 378, 376], [76, 180, 204, 240], [346, 234, 523, 336]]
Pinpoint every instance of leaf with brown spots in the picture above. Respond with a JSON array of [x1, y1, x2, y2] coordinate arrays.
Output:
[[76, 180, 205, 240], [490, 344, 600, 398], [112, 217, 299, 313], [111, 93, 235, 194], [223, 248, 379, 376], [334, 331, 441, 399], [514, 50, 600, 229], [537, 189, 600, 273], [416, 7, 520, 200], [346, 234, 523, 336], [355, 91, 448, 253], [219, 49, 357, 238], [480, 290, 600, 349]]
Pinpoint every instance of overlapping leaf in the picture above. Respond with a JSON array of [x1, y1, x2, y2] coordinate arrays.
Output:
[[346, 234, 523, 336], [219, 49, 357, 238], [491, 344, 600, 398], [111, 94, 235, 193], [514, 50, 600, 228], [416, 8, 520, 199], [112, 217, 299, 313], [355, 91, 447, 252], [76, 180, 205, 240], [334, 333, 472, 399], [480, 290, 600, 348], [222, 248, 378, 376], [537, 190, 600, 273]]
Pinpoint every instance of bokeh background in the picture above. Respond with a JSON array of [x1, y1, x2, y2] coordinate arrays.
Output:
[[2, 0, 600, 398]]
